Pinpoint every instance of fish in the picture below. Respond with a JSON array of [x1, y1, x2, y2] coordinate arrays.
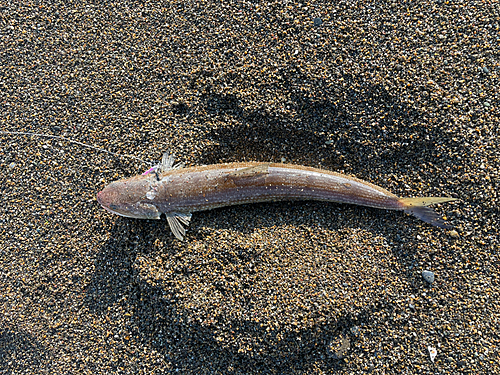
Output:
[[97, 153, 457, 240]]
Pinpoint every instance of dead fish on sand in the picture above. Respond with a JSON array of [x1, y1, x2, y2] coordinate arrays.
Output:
[[97, 153, 457, 240]]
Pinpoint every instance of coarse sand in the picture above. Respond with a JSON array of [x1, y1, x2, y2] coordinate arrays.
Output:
[[1, 1, 498, 374]]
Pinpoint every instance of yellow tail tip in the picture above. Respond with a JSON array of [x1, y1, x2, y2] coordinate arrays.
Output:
[[399, 197, 458, 208], [399, 197, 457, 229]]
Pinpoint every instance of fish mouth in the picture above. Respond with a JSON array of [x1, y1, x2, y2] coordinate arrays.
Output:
[[100, 204, 147, 219], [98, 200, 152, 219]]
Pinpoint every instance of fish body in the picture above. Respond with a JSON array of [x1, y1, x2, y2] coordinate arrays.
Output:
[[97, 154, 456, 240]]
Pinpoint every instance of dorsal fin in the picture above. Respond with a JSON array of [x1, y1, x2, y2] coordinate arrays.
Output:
[[143, 152, 185, 176], [158, 152, 185, 174]]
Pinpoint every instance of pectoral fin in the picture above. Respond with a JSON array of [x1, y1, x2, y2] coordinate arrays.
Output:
[[166, 212, 192, 241]]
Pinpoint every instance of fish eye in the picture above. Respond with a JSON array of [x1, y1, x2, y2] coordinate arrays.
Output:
[[110, 204, 119, 210]]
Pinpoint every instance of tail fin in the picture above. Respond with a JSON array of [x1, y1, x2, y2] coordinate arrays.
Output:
[[399, 197, 457, 229]]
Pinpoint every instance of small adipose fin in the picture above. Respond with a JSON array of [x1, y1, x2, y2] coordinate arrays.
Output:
[[166, 212, 192, 241], [229, 163, 270, 178]]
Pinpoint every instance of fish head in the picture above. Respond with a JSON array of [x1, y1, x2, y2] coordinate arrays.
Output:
[[97, 175, 161, 219]]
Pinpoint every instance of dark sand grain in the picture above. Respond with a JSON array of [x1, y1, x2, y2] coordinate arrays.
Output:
[[1, 1, 499, 374]]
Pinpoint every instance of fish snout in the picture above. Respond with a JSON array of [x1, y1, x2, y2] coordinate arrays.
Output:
[[97, 189, 114, 208], [96, 190, 104, 205], [97, 187, 122, 213]]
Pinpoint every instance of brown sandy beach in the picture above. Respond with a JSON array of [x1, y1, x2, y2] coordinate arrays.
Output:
[[1, 1, 499, 373]]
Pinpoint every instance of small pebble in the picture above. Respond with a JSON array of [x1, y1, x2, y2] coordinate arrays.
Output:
[[350, 326, 360, 336], [449, 229, 459, 238], [8, 162, 16, 168], [422, 270, 435, 284], [428, 346, 437, 363], [327, 335, 350, 359], [313, 17, 323, 26], [482, 66, 490, 74]]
